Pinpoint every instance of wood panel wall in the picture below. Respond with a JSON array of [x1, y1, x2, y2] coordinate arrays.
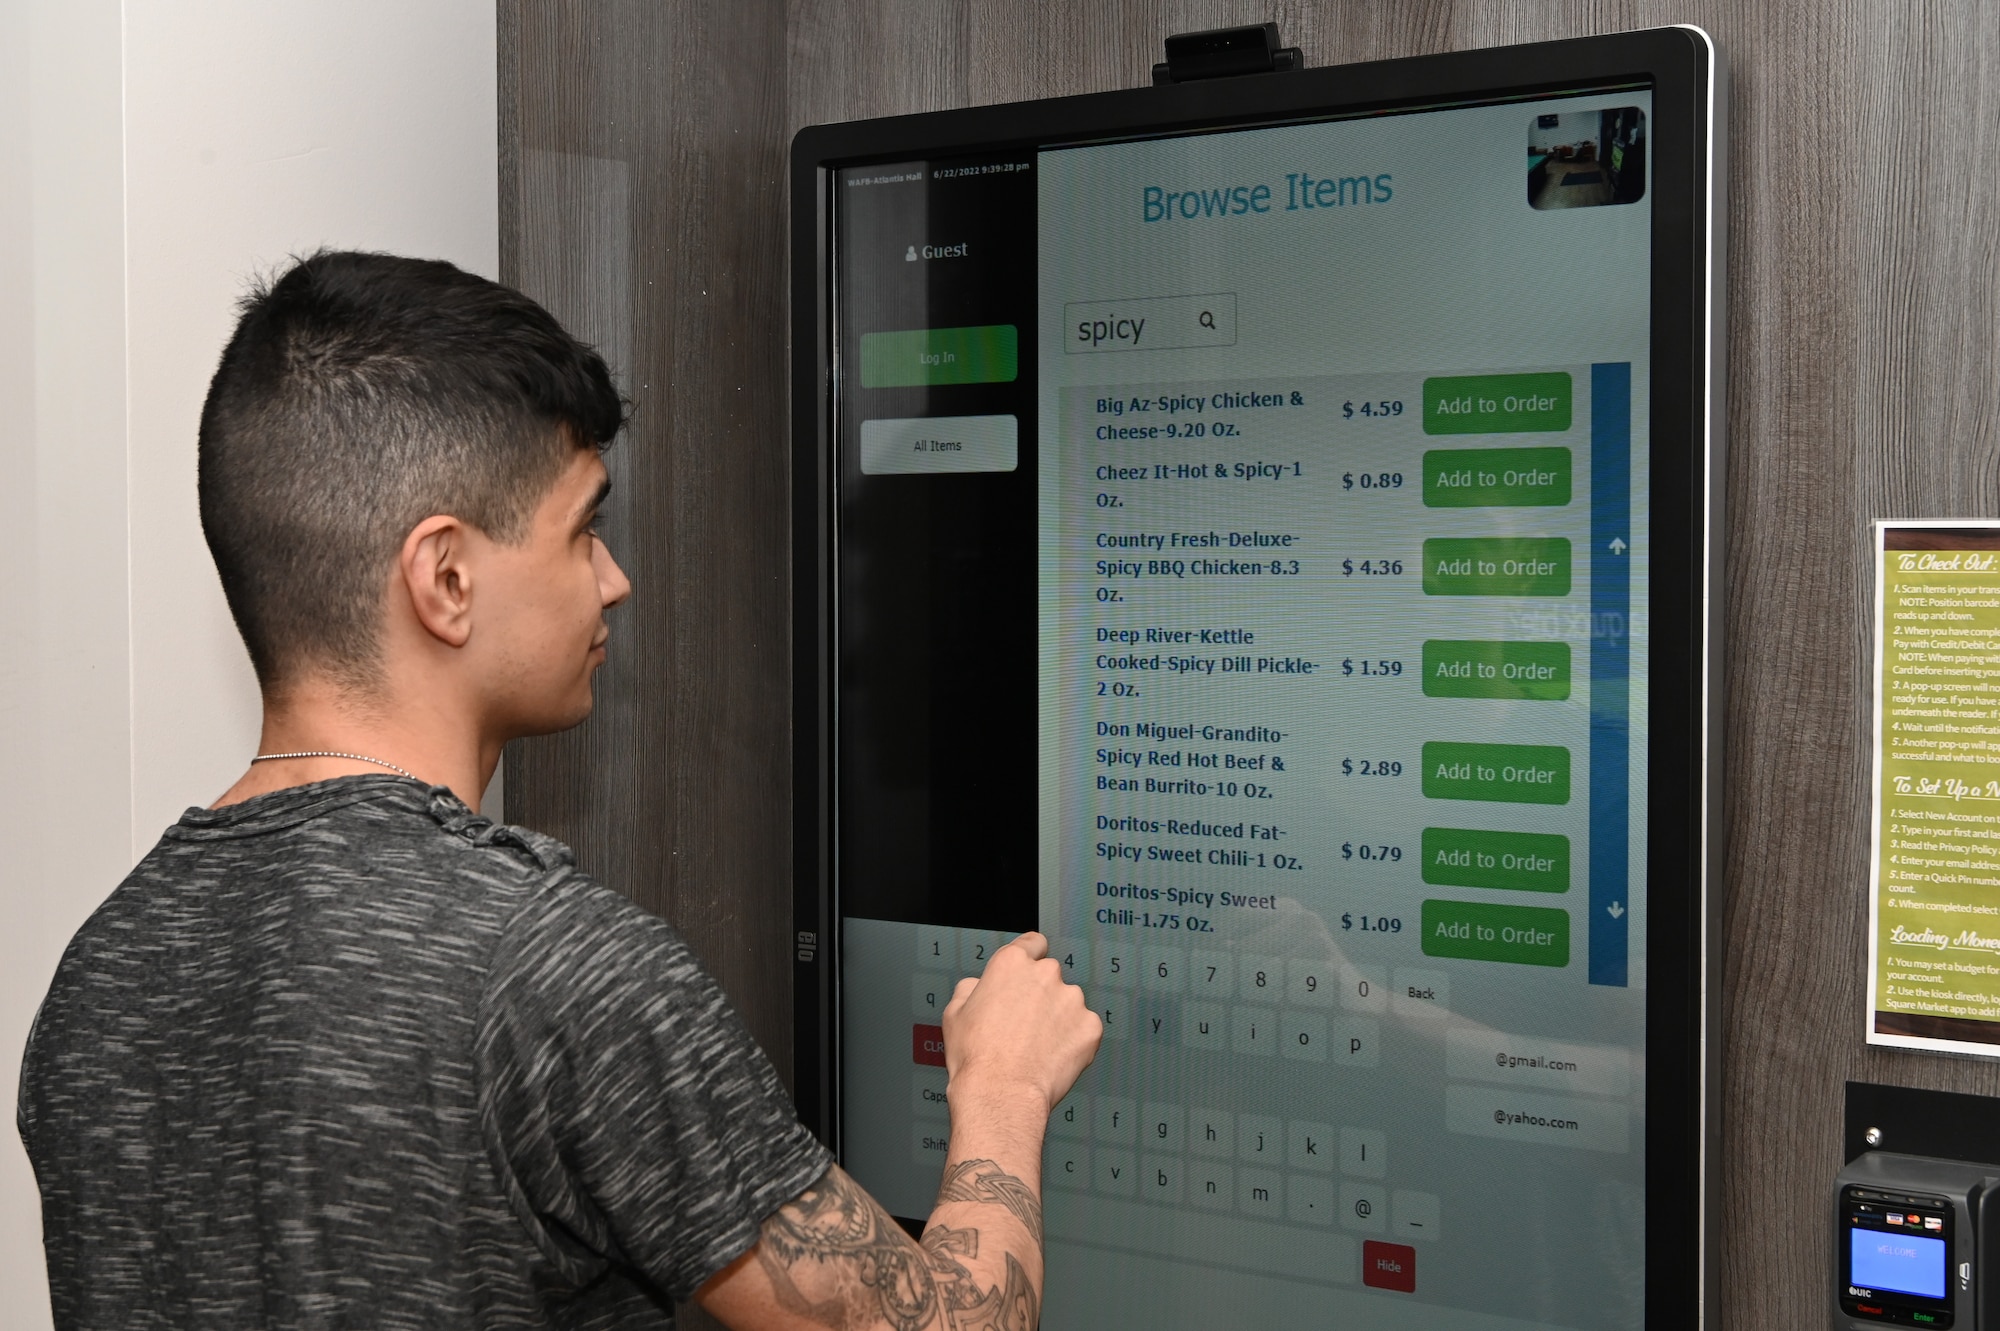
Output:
[[503, 1, 2000, 1323]]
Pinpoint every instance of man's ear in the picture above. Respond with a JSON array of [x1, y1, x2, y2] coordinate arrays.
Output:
[[399, 515, 475, 648]]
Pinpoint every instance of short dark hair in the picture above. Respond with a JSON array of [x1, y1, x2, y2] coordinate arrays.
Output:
[[198, 250, 626, 690]]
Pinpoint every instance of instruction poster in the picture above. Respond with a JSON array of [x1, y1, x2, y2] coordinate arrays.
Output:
[[1870, 521, 2000, 1054]]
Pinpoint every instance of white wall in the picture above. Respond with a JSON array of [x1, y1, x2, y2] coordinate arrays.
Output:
[[0, 4, 497, 1325]]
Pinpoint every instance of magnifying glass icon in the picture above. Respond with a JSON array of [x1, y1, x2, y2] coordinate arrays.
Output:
[[1198, 310, 1216, 330]]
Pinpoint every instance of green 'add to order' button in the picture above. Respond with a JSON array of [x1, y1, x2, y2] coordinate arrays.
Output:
[[1423, 538, 1571, 596], [860, 325, 1019, 388], [1422, 742, 1570, 804], [1422, 372, 1572, 434], [1421, 899, 1570, 966], [1423, 447, 1572, 507], [1421, 828, 1571, 892], [1422, 641, 1570, 700]]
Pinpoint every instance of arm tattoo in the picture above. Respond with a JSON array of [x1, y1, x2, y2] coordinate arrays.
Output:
[[757, 1166, 1040, 1331], [933, 1159, 1044, 1245]]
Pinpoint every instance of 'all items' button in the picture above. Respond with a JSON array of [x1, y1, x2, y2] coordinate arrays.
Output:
[[1362, 1240, 1416, 1294]]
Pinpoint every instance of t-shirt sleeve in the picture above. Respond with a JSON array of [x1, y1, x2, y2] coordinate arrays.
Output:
[[475, 874, 833, 1303]]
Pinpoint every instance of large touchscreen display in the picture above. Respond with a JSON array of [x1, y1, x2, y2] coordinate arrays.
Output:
[[836, 87, 1654, 1331]]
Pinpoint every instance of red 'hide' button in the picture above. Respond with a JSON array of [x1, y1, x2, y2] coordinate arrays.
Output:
[[1362, 1241, 1416, 1293], [912, 1024, 946, 1067]]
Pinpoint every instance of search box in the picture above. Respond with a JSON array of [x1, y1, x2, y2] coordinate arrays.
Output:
[[1063, 292, 1237, 354]]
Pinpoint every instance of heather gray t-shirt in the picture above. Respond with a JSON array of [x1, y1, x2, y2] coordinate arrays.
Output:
[[17, 776, 831, 1330]]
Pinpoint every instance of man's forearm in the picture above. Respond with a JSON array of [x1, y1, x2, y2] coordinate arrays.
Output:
[[701, 933, 1094, 1331], [915, 1083, 1050, 1324], [722, 1148, 1045, 1331], [915, 1153, 1043, 1331], [715, 1092, 1050, 1331]]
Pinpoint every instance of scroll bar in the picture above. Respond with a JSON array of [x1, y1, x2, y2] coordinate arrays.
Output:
[[1589, 362, 1630, 987]]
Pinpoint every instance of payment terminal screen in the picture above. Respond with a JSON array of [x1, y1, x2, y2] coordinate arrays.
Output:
[[835, 88, 1653, 1331], [1850, 1229, 1946, 1300]]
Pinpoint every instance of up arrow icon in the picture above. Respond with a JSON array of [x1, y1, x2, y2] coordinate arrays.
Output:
[[1608, 537, 1628, 555], [1607, 901, 1626, 919]]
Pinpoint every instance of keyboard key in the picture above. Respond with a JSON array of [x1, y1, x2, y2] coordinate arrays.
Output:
[[1136, 1001, 1177, 1044], [1180, 1000, 1226, 1050], [1047, 937, 1090, 986], [1094, 1147, 1137, 1197], [1230, 1005, 1277, 1057], [1096, 997, 1129, 1042], [911, 1068, 950, 1120], [1362, 1240, 1417, 1293], [1392, 1189, 1441, 1241], [1238, 1168, 1284, 1218], [1237, 1113, 1282, 1163], [1287, 1119, 1335, 1171], [1094, 945, 1136, 990], [1331, 1017, 1381, 1067], [1047, 1143, 1090, 1191], [960, 931, 1007, 973], [1094, 1096, 1137, 1144], [1286, 957, 1335, 1007], [1142, 944, 1188, 993], [914, 927, 955, 971], [1141, 1155, 1185, 1204], [1280, 1010, 1327, 1062], [1341, 1181, 1387, 1233], [911, 1023, 946, 1067], [912, 973, 953, 1021], [1050, 1091, 1089, 1139], [1189, 1108, 1234, 1159], [913, 1122, 952, 1168], [1189, 1161, 1233, 1211], [1337, 962, 1389, 1012], [1142, 1102, 1185, 1153], [1239, 954, 1282, 1001], [1340, 1127, 1387, 1178], [1189, 948, 1234, 995], [1288, 1174, 1335, 1226], [1391, 967, 1449, 1018]]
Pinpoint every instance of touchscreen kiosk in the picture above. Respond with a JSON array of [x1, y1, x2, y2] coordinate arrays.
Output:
[[793, 27, 1722, 1330]]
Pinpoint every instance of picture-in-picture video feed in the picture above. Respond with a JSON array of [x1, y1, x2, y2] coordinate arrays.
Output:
[[1529, 108, 1646, 209]]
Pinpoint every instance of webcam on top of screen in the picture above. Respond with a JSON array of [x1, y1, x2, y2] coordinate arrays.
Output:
[[1153, 24, 1303, 86]]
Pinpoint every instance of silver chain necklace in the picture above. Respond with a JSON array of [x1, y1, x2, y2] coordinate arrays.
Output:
[[250, 751, 418, 781]]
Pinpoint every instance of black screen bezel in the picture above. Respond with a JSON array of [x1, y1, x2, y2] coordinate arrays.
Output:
[[791, 26, 1719, 1326]]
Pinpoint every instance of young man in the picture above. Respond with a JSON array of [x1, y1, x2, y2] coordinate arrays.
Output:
[[18, 251, 1101, 1330]]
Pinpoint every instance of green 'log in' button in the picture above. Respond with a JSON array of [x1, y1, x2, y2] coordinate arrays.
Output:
[[1423, 538, 1571, 596], [1422, 742, 1570, 805], [1421, 899, 1570, 966], [1422, 641, 1571, 700], [860, 325, 1019, 388], [1422, 372, 1572, 434], [1423, 447, 1572, 507], [1421, 828, 1571, 892]]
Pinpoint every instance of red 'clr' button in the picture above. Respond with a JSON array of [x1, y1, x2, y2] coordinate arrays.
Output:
[[912, 1024, 946, 1067], [1362, 1241, 1417, 1293]]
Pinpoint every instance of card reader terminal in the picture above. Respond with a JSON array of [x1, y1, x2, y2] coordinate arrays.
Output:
[[1836, 1152, 1993, 1329]]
